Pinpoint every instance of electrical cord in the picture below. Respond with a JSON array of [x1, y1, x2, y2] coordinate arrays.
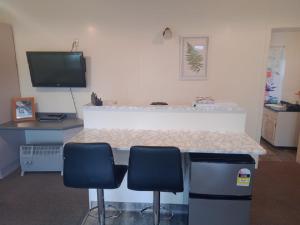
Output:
[[71, 40, 78, 52], [69, 39, 80, 118], [70, 88, 78, 118]]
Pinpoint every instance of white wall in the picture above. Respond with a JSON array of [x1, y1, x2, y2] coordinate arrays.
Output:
[[1, 0, 300, 141], [271, 30, 300, 104], [0, 23, 22, 179], [0, 23, 20, 123]]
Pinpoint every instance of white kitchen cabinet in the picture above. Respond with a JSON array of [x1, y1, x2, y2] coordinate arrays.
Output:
[[262, 107, 300, 147]]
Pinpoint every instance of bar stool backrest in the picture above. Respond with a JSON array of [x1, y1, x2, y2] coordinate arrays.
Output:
[[128, 146, 183, 192], [63, 142, 117, 189]]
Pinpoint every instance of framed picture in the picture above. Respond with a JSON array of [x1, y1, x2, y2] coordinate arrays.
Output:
[[179, 36, 209, 80], [12, 97, 36, 122]]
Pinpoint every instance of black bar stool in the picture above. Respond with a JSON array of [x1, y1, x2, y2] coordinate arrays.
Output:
[[127, 146, 184, 225], [63, 142, 127, 225]]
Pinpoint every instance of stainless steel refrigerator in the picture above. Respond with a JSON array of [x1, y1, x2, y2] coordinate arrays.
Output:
[[189, 153, 255, 225]]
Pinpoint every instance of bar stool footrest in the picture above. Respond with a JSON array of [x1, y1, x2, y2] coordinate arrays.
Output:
[[81, 205, 122, 225], [140, 206, 174, 220]]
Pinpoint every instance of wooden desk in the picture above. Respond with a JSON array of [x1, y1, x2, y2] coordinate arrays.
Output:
[[0, 117, 83, 178]]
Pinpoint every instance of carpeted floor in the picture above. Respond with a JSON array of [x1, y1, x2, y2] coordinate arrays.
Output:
[[82, 211, 188, 225], [0, 160, 300, 225], [251, 161, 300, 225], [0, 171, 88, 225]]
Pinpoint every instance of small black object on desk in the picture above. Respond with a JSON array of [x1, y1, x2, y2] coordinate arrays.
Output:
[[91, 92, 103, 106], [150, 102, 168, 106], [38, 113, 66, 122]]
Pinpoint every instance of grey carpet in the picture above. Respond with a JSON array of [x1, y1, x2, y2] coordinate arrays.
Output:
[[251, 161, 300, 225], [0, 171, 88, 225], [0, 161, 300, 225], [83, 211, 187, 225]]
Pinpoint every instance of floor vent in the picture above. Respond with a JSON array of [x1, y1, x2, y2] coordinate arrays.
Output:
[[20, 144, 63, 176]]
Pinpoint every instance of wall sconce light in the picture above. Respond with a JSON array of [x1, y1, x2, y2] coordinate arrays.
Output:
[[162, 27, 172, 40]]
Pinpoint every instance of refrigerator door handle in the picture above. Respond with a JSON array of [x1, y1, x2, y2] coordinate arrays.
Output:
[[189, 193, 252, 201]]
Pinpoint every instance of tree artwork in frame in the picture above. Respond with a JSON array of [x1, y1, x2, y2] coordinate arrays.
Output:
[[180, 36, 209, 80], [12, 97, 36, 122]]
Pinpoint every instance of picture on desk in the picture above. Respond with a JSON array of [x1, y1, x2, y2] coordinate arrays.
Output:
[[12, 97, 36, 122]]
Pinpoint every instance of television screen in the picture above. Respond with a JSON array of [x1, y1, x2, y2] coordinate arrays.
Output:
[[26, 51, 86, 87]]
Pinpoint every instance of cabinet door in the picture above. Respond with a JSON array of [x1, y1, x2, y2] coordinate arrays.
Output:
[[261, 115, 268, 138], [274, 112, 300, 147], [263, 117, 276, 144]]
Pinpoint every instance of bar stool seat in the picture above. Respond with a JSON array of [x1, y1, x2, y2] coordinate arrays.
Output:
[[127, 146, 183, 225], [63, 142, 127, 225]]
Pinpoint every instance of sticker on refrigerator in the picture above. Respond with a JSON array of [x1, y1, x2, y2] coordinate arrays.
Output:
[[237, 168, 251, 187]]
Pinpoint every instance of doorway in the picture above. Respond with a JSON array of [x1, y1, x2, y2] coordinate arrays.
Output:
[[261, 28, 300, 159]]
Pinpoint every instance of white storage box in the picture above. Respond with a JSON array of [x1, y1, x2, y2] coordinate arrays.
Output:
[[20, 144, 63, 176]]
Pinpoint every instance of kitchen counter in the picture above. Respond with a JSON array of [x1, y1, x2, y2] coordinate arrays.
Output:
[[79, 103, 264, 207], [70, 128, 265, 155], [70, 128, 265, 207], [84, 103, 245, 113], [264, 105, 287, 112], [264, 103, 300, 112], [83, 103, 246, 132]]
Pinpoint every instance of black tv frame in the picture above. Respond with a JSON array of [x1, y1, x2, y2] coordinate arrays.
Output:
[[26, 51, 86, 88]]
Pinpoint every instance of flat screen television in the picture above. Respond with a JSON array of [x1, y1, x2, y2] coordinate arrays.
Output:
[[26, 51, 86, 87]]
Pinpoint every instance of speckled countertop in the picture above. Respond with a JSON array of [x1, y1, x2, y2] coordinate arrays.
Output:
[[83, 103, 245, 114], [69, 128, 266, 155]]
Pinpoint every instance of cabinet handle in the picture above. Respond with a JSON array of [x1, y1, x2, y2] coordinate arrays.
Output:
[[273, 123, 277, 141]]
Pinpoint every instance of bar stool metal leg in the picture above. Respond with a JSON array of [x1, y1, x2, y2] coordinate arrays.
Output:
[[97, 189, 105, 225], [153, 191, 160, 225], [140, 191, 174, 222]]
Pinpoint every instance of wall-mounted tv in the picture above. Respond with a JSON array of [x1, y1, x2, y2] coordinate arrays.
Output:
[[26, 51, 86, 87]]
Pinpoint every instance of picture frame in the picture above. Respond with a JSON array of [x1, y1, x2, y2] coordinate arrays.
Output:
[[179, 36, 209, 80], [12, 97, 36, 122]]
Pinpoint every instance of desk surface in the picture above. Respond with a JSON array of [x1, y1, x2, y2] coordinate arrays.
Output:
[[70, 128, 266, 155], [0, 118, 83, 130]]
